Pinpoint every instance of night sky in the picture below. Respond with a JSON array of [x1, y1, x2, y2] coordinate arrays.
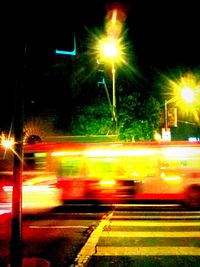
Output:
[[1, 0, 200, 131]]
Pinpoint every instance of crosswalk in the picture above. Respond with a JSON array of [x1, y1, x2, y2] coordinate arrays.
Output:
[[74, 208, 200, 266]]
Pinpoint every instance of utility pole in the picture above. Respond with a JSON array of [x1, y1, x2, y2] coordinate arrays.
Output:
[[111, 59, 117, 132], [10, 45, 25, 267], [164, 100, 168, 131]]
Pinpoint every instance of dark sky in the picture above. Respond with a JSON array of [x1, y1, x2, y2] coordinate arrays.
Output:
[[25, 0, 200, 68], [1, 0, 200, 129]]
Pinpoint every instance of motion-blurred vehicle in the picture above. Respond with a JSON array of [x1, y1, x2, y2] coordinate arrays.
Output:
[[1, 173, 62, 214], [1, 140, 200, 209], [0, 147, 62, 214], [51, 141, 200, 208]]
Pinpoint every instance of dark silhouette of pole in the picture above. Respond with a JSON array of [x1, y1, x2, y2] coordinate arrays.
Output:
[[164, 100, 168, 131], [112, 60, 117, 132], [10, 45, 25, 267], [102, 79, 113, 120]]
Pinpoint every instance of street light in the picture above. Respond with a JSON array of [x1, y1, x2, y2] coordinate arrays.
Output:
[[95, 6, 127, 133], [181, 87, 195, 103], [163, 87, 195, 140], [162, 72, 200, 140], [98, 37, 123, 132], [102, 41, 117, 126]]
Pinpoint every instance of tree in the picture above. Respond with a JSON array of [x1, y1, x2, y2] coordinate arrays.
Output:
[[69, 98, 113, 135], [118, 93, 161, 141], [69, 90, 161, 141]]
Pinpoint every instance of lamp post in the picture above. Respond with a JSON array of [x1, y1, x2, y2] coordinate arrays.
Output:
[[111, 59, 117, 126], [164, 100, 168, 131], [101, 40, 119, 132]]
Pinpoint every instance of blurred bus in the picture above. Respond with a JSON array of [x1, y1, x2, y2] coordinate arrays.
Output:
[[1, 141, 200, 208], [0, 143, 62, 213]]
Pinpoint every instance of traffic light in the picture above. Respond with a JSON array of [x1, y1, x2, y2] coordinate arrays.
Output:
[[168, 107, 177, 127]]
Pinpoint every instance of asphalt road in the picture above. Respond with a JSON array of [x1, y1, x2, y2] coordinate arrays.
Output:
[[1, 203, 200, 267], [0, 204, 107, 267]]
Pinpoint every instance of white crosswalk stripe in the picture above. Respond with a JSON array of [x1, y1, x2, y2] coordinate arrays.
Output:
[[74, 209, 200, 266]]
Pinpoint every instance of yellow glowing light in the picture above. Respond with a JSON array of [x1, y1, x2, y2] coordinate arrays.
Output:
[[1, 134, 14, 149], [3, 184, 61, 213], [99, 180, 116, 186], [102, 41, 117, 58], [161, 172, 182, 184], [97, 36, 124, 66], [154, 132, 161, 141], [51, 151, 82, 156], [181, 87, 195, 103], [166, 72, 200, 123], [163, 175, 182, 182], [84, 148, 158, 157]]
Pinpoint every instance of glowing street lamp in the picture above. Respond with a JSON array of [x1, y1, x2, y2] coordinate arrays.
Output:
[[164, 87, 195, 131], [181, 87, 195, 103], [95, 6, 127, 133], [98, 37, 123, 131], [102, 41, 118, 58], [164, 73, 197, 131], [1, 133, 14, 149], [103, 41, 118, 125]]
